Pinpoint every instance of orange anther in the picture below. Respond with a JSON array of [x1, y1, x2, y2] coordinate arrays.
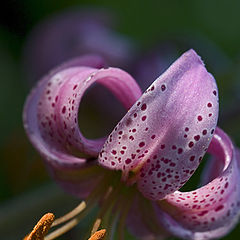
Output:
[[24, 213, 55, 240], [88, 229, 106, 240]]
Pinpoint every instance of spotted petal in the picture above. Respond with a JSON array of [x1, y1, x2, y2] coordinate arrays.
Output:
[[98, 49, 219, 200], [23, 57, 141, 197], [157, 127, 240, 239], [24, 63, 141, 161]]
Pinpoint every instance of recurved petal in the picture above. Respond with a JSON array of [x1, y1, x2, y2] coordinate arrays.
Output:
[[157, 127, 240, 240], [23, 56, 104, 166], [23, 59, 141, 166], [98, 49, 218, 200], [54, 67, 141, 157]]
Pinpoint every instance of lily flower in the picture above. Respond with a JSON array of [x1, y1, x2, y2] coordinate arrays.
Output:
[[23, 49, 240, 239]]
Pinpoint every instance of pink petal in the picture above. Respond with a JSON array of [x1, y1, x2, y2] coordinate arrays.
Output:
[[98, 49, 219, 200], [54, 67, 141, 157], [157, 127, 240, 239], [24, 62, 141, 164], [24, 58, 141, 197], [23, 55, 104, 166]]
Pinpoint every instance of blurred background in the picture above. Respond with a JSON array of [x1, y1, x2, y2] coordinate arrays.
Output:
[[0, 0, 240, 239]]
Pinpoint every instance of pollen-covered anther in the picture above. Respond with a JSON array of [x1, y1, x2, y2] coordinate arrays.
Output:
[[24, 213, 55, 240], [88, 229, 106, 240]]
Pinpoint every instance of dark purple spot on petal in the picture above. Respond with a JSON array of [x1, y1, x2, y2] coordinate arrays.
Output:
[[215, 205, 224, 211], [141, 104, 147, 111], [178, 148, 183, 154], [194, 135, 200, 141], [161, 144, 165, 149], [129, 136, 134, 141], [198, 210, 208, 216], [190, 156, 195, 161], [202, 129, 207, 135], [62, 106, 66, 114], [125, 158, 132, 164], [161, 84, 166, 91], [207, 103, 212, 108], [189, 141, 194, 148]]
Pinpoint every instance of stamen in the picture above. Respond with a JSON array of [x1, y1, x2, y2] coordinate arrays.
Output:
[[44, 217, 79, 240], [44, 173, 114, 240], [102, 186, 113, 201], [97, 184, 123, 219], [51, 201, 86, 227], [91, 218, 101, 235], [24, 213, 55, 240], [44, 200, 97, 240], [88, 229, 106, 240], [24, 171, 132, 240]]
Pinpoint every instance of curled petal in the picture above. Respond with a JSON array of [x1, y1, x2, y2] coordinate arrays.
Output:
[[23, 56, 104, 166], [98, 49, 218, 200], [53, 67, 141, 157], [24, 58, 141, 197], [23, 59, 141, 165], [157, 127, 240, 239]]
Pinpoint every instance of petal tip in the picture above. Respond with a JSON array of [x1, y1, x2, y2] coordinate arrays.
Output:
[[183, 49, 204, 66]]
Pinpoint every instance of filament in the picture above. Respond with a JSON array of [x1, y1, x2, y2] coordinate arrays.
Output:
[[91, 218, 101, 235], [51, 201, 86, 227], [45, 217, 79, 240]]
